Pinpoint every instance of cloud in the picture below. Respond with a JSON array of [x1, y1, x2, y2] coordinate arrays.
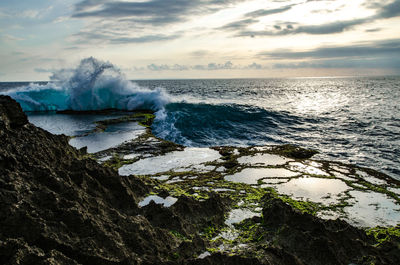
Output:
[[53, 16, 69, 23], [70, 0, 400, 44], [286, 18, 369, 35], [219, 18, 258, 30], [258, 38, 400, 60], [71, 0, 248, 44], [110, 34, 181, 44], [190, 50, 211, 57], [21, 10, 40, 19], [0, 6, 54, 20], [273, 57, 400, 69], [238, 17, 370, 36], [34, 68, 52, 73], [147, 61, 235, 71], [365, 28, 382, 32], [147, 64, 189, 71], [219, 4, 293, 32], [246, 62, 263, 69], [0, 34, 24, 42], [73, 0, 247, 25], [147, 64, 170, 71], [223, 0, 400, 37], [74, 0, 192, 20], [143, 61, 267, 71], [376, 0, 400, 19], [192, 61, 235, 70], [244, 5, 293, 18], [260, 38, 400, 69], [11, 51, 25, 56], [71, 28, 180, 44], [64, 46, 80, 50], [208, 61, 233, 70], [74, 0, 109, 12], [0, 9, 11, 18]]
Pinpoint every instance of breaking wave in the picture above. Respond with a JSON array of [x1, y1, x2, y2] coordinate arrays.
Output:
[[152, 102, 309, 147], [2, 57, 169, 111]]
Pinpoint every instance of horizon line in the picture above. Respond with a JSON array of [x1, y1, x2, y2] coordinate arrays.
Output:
[[1, 74, 400, 83]]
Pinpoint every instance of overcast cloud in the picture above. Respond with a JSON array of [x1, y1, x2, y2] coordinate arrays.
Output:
[[223, 0, 400, 37], [258, 39, 400, 59], [0, 0, 399, 80]]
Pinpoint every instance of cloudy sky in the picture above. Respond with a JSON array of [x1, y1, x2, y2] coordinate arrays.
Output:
[[0, 0, 399, 81]]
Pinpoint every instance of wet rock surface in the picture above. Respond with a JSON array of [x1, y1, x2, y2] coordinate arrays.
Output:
[[0, 96, 212, 264], [1, 95, 400, 264], [261, 194, 400, 265]]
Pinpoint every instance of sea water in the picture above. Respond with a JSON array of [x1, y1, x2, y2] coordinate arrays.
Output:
[[140, 78, 400, 179], [1, 58, 399, 179]]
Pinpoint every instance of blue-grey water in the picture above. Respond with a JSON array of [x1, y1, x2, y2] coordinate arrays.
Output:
[[1, 59, 399, 180], [138, 77, 400, 180]]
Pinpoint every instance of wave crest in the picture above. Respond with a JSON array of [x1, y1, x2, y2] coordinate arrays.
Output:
[[2, 57, 169, 112], [152, 102, 305, 146]]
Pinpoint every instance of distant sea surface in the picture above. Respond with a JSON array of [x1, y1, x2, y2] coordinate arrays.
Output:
[[1, 76, 399, 179]]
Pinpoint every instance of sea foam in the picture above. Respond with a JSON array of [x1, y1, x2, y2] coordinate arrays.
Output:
[[2, 57, 169, 112]]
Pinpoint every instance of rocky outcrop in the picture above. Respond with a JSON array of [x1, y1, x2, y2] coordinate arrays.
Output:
[[141, 193, 230, 236], [0, 96, 181, 264], [0, 96, 28, 129], [1, 95, 399, 265], [0, 95, 263, 264], [261, 194, 400, 265]]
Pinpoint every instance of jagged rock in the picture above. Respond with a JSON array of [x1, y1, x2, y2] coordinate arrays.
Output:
[[2, 96, 399, 265], [261, 194, 400, 265], [0, 95, 28, 129], [141, 193, 230, 236], [0, 96, 251, 265], [0, 96, 180, 264]]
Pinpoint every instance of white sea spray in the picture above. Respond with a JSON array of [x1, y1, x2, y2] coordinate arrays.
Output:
[[2, 57, 170, 111]]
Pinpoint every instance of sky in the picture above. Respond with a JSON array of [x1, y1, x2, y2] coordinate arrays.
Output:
[[0, 0, 400, 81]]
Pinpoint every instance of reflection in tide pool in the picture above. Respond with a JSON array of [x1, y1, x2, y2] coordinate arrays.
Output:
[[345, 190, 400, 227], [27, 113, 124, 136], [69, 122, 144, 153], [225, 208, 261, 226], [237, 153, 292, 166], [119, 147, 221, 175], [225, 168, 299, 185], [274, 177, 349, 204], [387, 187, 400, 195], [138, 195, 177, 208], [288, 162, 329, 176], [28, 112, 145, 153], [123, 153, 140, 160], [356, 170, 387, 185]]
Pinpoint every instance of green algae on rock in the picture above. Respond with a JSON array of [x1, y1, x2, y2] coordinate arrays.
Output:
[[0, 96, 215, 264], [1, 95, 400, 265]]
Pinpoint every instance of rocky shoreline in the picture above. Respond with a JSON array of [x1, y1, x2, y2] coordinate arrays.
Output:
[[1, 95, 399, 264]]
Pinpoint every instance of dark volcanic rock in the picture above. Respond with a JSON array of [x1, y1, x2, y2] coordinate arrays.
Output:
[[0, 95, 28, 129], [0, 96, 180, 264], [142, 193, 230, 236], [2, 95, 399, 265], [139, 194, 232, 261], [261, 194, 400, 265]]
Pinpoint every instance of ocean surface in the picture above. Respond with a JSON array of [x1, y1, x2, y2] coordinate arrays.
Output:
[[1, 58, 399, 180]]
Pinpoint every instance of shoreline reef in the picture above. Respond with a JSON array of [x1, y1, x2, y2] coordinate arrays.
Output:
[[1, 95, 399, 265]]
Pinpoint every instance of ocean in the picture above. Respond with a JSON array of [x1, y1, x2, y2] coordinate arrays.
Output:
[[1, 58, 399, 180]]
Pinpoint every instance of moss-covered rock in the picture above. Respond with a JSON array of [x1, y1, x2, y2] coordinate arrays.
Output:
[[0, 96, 196, 264], [260, 193, 400, 265], [2, 96, 399, 265], [270, 144, 318, 159]]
